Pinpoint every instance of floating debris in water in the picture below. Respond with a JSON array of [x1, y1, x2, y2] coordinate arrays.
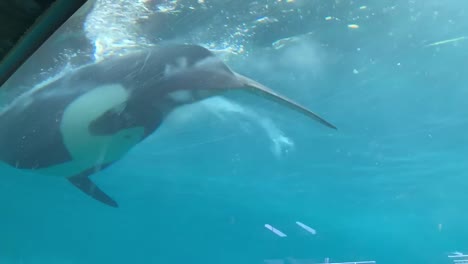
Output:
[[265, 224, 287, 237], [209, 46, 241, 56], [360, 5, 368, 10], [448, 251, 468, 264], [325, 16, 340, 21], [255, 16, 279, 25], [272, 36, 296, 49], [424, 36, 467, 47], [271, 32, 314, 49], [265, 258, 376, 264], [348, 24, 360, 29], [156, 0, 180, 13], [296, 221, 317, 235], [448, 251, 467, 257]]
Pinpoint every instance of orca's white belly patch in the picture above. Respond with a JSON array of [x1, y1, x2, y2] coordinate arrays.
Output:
[[37, 84, 145, 177]]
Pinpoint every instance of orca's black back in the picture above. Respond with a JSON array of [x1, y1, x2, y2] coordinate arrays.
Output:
[[0, 85, 80, 169]]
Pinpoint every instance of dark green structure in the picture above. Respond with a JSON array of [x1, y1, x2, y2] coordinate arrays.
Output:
[[0, 0, 89, 87]]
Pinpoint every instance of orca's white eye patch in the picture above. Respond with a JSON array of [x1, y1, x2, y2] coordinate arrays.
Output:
[[164, 57, 189, 77], [194, 56, 221, 69], [168, 90, 193, 103]]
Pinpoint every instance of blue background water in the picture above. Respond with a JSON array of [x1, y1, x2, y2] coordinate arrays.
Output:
[[1, 0, 468, 263]]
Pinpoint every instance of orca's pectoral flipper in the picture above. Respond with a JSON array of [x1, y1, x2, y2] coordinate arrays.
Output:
[[68, 169, 118, 208]]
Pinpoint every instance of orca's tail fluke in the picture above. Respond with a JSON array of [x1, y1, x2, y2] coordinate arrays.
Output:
[[235, 73, 337, 130]]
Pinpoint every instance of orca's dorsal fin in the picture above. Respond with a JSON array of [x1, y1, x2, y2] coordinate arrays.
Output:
[[68, 166, 118, 208]]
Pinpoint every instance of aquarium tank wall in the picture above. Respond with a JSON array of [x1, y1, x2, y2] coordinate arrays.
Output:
[[0, 0, 467, 263]]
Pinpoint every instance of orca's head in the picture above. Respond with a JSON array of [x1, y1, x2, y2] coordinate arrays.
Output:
[[156, 44, 337, 130], [157, 44, 244, 103]]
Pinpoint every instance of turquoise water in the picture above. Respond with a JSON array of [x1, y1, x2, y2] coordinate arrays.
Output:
[[1, 0, 468, 263]]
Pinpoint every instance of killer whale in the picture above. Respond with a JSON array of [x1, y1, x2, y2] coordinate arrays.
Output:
[[0, 44, 336, 207]]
